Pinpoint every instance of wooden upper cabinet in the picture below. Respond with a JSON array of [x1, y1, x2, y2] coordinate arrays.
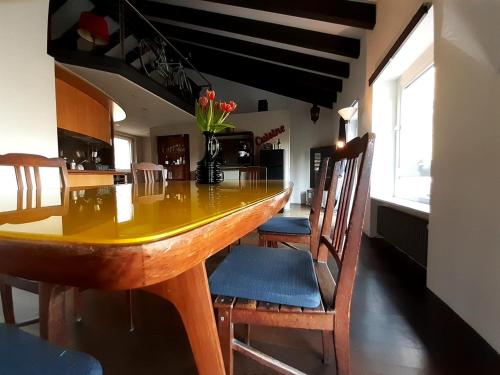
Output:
[[55, 66, 113, 144]]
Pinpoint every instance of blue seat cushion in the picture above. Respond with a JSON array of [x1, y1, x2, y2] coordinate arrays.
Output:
[[209, 245, 321, 308], [259, 216, 311, 235], [0, 324, 102, 375]]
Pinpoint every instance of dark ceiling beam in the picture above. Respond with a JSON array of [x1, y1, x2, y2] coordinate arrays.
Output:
[[152, 22, 350, 78], [139, 2, 360, 58], [202, 0, 376, 29], [174, 42, 337, 107], [176, 40, 342, 92]]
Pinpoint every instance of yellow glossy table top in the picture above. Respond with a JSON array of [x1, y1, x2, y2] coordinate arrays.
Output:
[[0, 181, 287, 246]]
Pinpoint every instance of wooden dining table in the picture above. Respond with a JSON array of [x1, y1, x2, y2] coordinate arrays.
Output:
[[0, 180, 291, 375]]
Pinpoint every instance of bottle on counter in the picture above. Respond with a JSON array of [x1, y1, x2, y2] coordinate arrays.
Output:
[[70, 159, 76, 170]]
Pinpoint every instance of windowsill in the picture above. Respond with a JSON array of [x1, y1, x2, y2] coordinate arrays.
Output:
[[371, 195, 429, 219]]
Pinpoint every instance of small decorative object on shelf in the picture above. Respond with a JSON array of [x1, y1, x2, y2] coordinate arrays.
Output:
[[195, 89, 237, 184]]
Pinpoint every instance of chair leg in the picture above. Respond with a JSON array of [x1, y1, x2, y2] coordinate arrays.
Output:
[[0, 282, 15, 324], [127, 290, 135, 332], [322, 330, 335, 365], [217, 306, 234, 375], [334, 321, 351, 375]]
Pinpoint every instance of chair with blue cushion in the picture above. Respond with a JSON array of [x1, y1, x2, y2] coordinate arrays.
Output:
[[0, 323, 102, 375], [211, 134, 375, 375], [258, 157, 330, 256]]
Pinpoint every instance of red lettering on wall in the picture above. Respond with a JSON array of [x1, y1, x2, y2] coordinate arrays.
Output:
[[255, 126, 285, 146]]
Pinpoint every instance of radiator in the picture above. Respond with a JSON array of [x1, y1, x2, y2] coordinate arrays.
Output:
[[376, 206, 428, 268]]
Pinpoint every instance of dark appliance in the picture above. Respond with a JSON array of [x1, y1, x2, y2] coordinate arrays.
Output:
[[260, 149, 284, 180]]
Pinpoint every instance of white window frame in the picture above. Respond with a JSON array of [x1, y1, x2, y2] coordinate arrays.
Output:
[[393, 54, 434, 204]]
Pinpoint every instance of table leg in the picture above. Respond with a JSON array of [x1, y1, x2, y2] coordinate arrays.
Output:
[[39, 283, 71, 346], [144, 262, 226, 375]]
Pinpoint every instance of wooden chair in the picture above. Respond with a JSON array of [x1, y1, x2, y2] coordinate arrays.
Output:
[[0, 153, 70, 326], [131, 162, 165, 183], [210, 134, 375, 375], [258, 157, 330, 250]]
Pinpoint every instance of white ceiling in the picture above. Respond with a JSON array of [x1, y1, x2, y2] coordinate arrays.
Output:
[[63, 64, 193, 137]]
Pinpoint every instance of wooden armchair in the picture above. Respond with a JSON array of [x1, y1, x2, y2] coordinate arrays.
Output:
[[258, 157, 330, 250], [210, 134, 375, 375], [0, 153, 71, 327]]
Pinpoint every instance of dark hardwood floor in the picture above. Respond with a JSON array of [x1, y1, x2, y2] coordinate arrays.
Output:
[[1, 206, 499, 374]]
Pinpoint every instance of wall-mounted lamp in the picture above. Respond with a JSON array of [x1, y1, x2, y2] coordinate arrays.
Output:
[[337, 106, 357, 148], [310, 104, 320, 124]]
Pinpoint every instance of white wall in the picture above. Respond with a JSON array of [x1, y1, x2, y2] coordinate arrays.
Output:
[[0, 0, 59, 187], [427, 0, 500, 352], [151, 73, 337, 203]]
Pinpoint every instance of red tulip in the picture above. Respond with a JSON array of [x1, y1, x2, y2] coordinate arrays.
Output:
[[213, 101, 219, 110], [228, 101, 237, 112], [219, 101, 227, 112], [206, 89, 216, 101], [198, 96, 209, 107]]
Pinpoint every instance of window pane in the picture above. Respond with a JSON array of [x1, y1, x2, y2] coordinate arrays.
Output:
[[395, 66, 434, 203], [114, 137, 132, 170]]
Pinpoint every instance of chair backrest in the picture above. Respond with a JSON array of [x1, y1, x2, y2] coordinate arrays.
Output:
[[238, 166, 267, 181], [316, 133, 375, 312], [131, 162, 165, 183], [132, 183, 165, 204], [0, 189, 69, 225], [309, 157, 330, 260], [0, 153, 68, 189]]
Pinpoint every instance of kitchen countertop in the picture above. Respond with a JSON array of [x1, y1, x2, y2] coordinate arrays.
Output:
[[67, 169, 129, 175]]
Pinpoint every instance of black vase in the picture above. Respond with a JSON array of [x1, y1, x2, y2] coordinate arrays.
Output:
[[196, 131, 224, 184]]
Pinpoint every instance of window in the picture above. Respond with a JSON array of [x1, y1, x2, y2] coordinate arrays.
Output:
[[370, 6, 434, 211], [395, 66, 435, 203], [114, 136, 133, 170]]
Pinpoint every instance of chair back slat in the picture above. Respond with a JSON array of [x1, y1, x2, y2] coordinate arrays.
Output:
[[24, 166, 33, 190], [239, 166, 267, 181], [131, 162, 164, 184], [34, 167, 42, 188], [309, 157, 330, 260], [14, 167, 23, 189], [314, 134, 375, 311], [0, 153, 68, 189], [332, 158, 357, 257]]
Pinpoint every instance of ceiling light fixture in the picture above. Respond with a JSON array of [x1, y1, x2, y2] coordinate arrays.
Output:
[[310, 104, 320, 124]]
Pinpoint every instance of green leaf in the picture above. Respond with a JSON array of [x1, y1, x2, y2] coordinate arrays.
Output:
[[207, 100, 213, 128], [212, 122, 236, 133]]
